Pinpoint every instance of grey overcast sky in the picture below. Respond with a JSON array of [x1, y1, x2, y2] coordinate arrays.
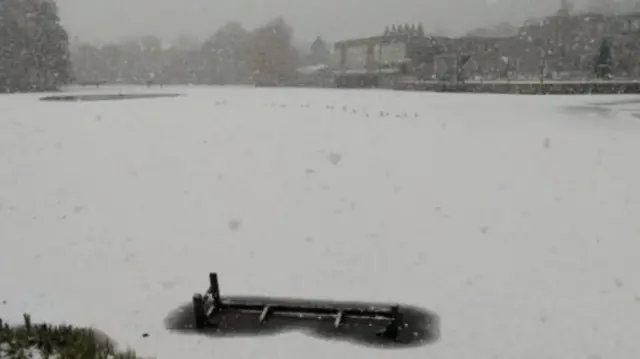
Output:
[[56, 0, 585, 43]]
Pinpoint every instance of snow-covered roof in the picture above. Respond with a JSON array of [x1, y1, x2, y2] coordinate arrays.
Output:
[[296, 64, 329, 75]]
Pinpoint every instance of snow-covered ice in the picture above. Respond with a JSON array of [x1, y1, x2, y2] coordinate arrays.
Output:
[[1, 86, 640, 359]]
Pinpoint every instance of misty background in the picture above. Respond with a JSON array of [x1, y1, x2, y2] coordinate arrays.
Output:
[[57, 0, 606, 44], [3, 0, 638, 92]]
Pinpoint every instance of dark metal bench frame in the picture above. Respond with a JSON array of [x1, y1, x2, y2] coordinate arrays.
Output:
[[192, 273, 403, 340]]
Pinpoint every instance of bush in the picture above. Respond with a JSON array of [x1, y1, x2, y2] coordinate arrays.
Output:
[[0, 314, 140, 359]]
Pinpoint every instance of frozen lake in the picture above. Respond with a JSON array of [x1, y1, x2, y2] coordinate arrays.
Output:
[[1, 86, 640, 359]]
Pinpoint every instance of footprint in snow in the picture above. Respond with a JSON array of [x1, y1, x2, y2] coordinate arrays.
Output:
[[328, 153, 342, 165], [228, 219, 241, 231]]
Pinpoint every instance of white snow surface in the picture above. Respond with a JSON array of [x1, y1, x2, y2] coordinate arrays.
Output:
[[1, 86, 640, 359]]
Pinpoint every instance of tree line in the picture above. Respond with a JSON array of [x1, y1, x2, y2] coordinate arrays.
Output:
[[0, 0, 72, 92], [3, 0, 624, 92], [71, 18, 304, 86], [1, 1, 309, 92]]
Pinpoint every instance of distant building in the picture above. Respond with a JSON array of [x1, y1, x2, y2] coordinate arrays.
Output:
[[294, 64, 333, 87], [333, 34, 412, 88], [332, 24, 426, 87], [331, 9, 640, 87]]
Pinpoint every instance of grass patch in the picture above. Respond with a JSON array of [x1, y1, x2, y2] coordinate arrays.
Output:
[[0, 314, 140, 358]]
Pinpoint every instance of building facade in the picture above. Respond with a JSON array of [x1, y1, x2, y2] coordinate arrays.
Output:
[[334, 12, 640, 86]]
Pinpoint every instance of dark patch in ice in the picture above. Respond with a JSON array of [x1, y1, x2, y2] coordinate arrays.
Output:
[[40, 93, 181, 102], [164, 296, 439, 349], [563, 97, 640, 119], [563, 105, 614, 117], [590, 98, 640, 106]]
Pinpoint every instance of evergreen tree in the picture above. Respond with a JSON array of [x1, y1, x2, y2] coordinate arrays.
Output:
[[409, 24, 417, 36], [594, 38, 612, 79], [0, 0, 71, 92], [32, 0, 73, 88], [309, 36, 329, 65], [0, 0, 22, 91]]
